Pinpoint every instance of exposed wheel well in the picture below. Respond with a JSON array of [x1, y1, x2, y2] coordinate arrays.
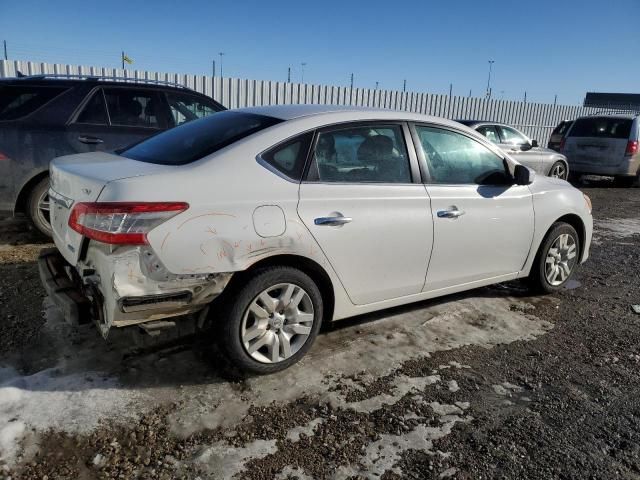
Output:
[[226, 254, 335, 323], [553, 213, 585, 260], [14, 171, 49, 215]]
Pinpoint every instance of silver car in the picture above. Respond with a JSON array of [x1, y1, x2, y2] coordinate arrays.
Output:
[[458, 121, 570, 180], [562, 114, 639, 187]]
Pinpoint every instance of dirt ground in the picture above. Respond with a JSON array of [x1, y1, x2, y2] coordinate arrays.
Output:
[[1, 180, 639, 480]]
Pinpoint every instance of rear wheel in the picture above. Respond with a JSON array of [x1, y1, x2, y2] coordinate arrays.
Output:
[[549, 161, 568, 180], [613, 175, 637, 188], [26, 176, 53, 237], [217, 266, 323, 374], [528, 222, 580, 293]]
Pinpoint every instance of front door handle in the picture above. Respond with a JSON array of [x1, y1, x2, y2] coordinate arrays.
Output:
[[314, 215, 353, 226], [437, 207, 465, 219], [78, 135, 104, 145]]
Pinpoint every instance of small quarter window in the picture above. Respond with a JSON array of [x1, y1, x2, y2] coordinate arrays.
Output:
[[261, 133, 312, 181], [166, 91, 223, 126], [76, 91, 108, 125]]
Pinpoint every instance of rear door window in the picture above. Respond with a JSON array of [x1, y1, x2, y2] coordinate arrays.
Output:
[[568, 117, 632, 139], [476, 125, 500, 144], [166, 91, 223, 126], [121, 111, 282, 165], [0, 85, 67, 120], [306, 124, 412, 183], [103, 88, 166, 128]]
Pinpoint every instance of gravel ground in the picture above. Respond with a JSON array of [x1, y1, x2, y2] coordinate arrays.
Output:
[[0, 182, 639, 479]]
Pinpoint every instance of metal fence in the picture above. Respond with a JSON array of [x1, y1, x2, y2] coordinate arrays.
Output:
[[1, 60, 636, 146]]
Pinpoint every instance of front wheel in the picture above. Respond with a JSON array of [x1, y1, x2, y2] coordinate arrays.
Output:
[[217, 267, 323, 374], [26, 176, 53, 237], [549, 161, 568, 180], [528, 222, 580, 293]]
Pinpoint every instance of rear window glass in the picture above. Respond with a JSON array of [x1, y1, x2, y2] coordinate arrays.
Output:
[[121, 111, 282, 165], [0, 85, 67, 120], [569, 117, 632, 139]]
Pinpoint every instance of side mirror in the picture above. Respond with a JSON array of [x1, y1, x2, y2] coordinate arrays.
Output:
[[531, 139, 539, 148], [520, 143, 533, 151], [514, 164, 534, 185]]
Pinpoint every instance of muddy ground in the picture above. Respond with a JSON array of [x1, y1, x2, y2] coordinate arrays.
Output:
[[0, 181, 639, 479]]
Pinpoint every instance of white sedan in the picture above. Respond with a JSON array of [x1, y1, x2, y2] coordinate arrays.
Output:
[[40, 105, 593, 373]]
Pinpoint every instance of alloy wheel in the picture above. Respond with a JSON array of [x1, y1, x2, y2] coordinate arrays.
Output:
[[36, 190, 51, 231], [241, 283, 315, 364], [545, 233, 577, 286], [550, 163, 567, 179]]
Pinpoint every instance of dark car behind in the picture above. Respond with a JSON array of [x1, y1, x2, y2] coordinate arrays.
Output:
[[0, 75, 225, 235], [548, 120, 573, 152]]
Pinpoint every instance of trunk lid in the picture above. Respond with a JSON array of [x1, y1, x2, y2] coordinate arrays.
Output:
[[49, 152, 172, 264]]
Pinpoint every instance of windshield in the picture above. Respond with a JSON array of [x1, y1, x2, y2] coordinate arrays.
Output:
[[120, 111, 283, 165]]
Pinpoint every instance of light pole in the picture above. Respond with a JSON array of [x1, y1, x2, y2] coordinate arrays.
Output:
[[219, 52, 225, 77], [301, 62, 306, 83], [486, 60, 495, 98]]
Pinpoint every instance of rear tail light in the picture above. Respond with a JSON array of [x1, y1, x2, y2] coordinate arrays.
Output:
[[625, 140, 638, 156], [68, 202, 189, 245], [0, 151, 9, 160], [559, 137, 566, 152]]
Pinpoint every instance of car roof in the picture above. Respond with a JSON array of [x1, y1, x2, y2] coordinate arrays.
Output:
[[237, 104, 467, 128], [0, 76, 208, 96], [576, 113, 638, 120], [455, 120, 513, 127]]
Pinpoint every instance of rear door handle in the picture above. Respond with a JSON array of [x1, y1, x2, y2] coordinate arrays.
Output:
[[314, 215, 353, 226], [437, 207, 465, 219], [78, 135, 104, 145]]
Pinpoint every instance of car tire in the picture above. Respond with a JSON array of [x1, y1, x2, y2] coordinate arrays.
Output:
[[528, 222, 580, 294], [613, 175, 637, 188], [549, 161, 568, 180], [567, 171, 582, 184], [217, 266, 323, 374], [26, 176, 53, 237]]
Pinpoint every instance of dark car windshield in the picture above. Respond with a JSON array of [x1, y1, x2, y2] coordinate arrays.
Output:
[[0, 85, 68, 120], [568, 117, 632, 139], [121, 111, 283, 165]]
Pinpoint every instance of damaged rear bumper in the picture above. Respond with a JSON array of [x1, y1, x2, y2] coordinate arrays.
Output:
[[38, 245, 232, 336], [38, 247, 92, 325]]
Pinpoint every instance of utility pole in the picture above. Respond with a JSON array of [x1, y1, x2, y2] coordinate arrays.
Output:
[[3, 40, 7, 61], [218, 52, 225, 78], [375, 81, 379, 90], [449, 83, 452, 97], [403, 79, 406, 92], [301, 62, 306, 83], [469, 89, 472, 97], [486, 60, 495, 98], [287, 67, 291, 82], [524, 91, 527, 103], [350, 73, 354, 89], [212, 60, 215, 78], [554, 94, 557, 105], [121, 51, 125, 70]]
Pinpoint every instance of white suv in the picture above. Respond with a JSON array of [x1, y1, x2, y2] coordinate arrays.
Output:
[[40, 105, 593, 373]]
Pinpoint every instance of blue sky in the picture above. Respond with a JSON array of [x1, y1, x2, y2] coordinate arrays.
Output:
[[1, 0, 638, 105]]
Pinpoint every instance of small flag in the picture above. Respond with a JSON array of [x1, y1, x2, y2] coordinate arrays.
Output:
[[122, 53, 133, 65]]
